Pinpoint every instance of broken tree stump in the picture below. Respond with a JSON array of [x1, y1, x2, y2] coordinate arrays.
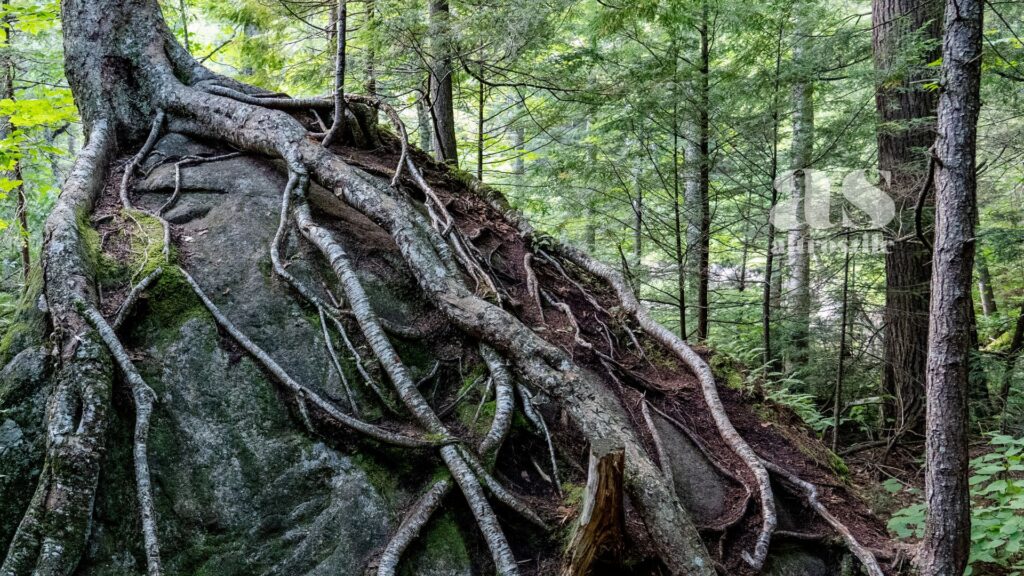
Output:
[[561, 438, 625, 576]]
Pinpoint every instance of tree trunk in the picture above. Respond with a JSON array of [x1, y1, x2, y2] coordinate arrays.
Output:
[[428, 0, 458, 166], [631, 162, 643, 281], [0, 2, 29, 282], [920, 0, 983, 572], [683, 1, 711, 342], [997, 303, 1024, 413], [364, 0, 377, 97], [833, 238, 852, 452], [696, 1, 711, 341], [976, 249, 997, 317], [416, 93, 433, 153], [785, 11, 814, 373], [872, 0, 942, 437], [476, 69, 485, 181], [762, 21, 785, 374]]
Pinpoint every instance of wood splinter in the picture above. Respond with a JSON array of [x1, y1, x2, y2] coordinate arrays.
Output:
[[561, 439, 625, 576]]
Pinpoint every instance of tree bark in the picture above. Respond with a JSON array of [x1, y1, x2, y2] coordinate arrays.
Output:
[[0, 3, 29, 282], [976, 249, 997, 317], [872, 0, 942, 437], [428, 0, 458, 166], [785, 9, 814, 373], [920, 0, 983, 572], [762, 22, 785, 374], [683, 1, 711, 342], [696, 0, 711, 341]]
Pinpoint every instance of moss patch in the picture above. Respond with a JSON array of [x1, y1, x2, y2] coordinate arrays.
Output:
[[0, 265, 45, 365]]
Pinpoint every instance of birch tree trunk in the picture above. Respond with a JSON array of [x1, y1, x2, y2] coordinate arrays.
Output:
[[784, 9, 814, 373]]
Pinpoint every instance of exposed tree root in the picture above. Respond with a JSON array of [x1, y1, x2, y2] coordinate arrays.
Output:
[[119, 112, 165, 211], [478, 345, 514, 459], [79, 303, 163, 576], [523, 253, 545, 322], [535, 240, 777, 570], [760, 459, 885, 576], [319, 306, 358, 412], [293, 200, 527, 575], [181, 268, 433, 448], [374, 478, 452, 576], [160, 152, 242, 216], [112, 267, 163, 331], [163, 83, 715, 574], [640, 400, 674, 486], [516, 383, 563, 497], [1, 121, 116, 576]]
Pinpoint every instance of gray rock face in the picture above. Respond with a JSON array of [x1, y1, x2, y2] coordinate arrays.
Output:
[[766, 546, 829, 576], [651, 413, 732, 525], [69, 135, 470, 575], [0, 346, 50, 550]]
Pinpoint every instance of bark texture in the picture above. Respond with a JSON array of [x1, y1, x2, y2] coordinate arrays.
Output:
[[920, 0, 983, 572], [872, 0, 942, 437]]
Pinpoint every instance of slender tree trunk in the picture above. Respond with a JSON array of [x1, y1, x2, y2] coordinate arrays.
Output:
[[683, 118, 700, 340], [632, 164, 642, 276], [582, 118, 596, 253], [920, 0, 983, 572], [696, 0, 711, 341], [322, 0, 348, 147], [178, 0, 190, 54], [833, 236, 852, 452], [429, 0, 458, 166], [762, 22, 784, 374], [873, 0, 942, 437], [364, 0, 377, 97], [976, 248, 997, 317], [673, 102, 687, 339], [684, 2, 711, 342], [997, 303, 1024, 413], [785, 11, 814, 372], [416, 92, 433, 153], [0, 2, 28, 282], [477, 69, 484, 181]]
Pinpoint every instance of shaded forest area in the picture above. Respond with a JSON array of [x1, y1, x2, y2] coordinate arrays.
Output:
[[0, 0, 1020, 574]]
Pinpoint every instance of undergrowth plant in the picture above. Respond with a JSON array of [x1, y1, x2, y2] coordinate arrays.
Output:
[[888, 434, 1024, 575]]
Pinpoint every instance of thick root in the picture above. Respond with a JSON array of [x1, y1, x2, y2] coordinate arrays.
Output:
[[2, 121, 116, 576], [375, 478, 452, 576], [294, 200, 523, 575], [161, 82, 716, 575], [543, 241, 777, 570], [516, 384, 562, 497]]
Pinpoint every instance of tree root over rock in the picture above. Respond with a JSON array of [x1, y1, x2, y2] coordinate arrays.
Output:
[[4, 6, 894, 573]]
